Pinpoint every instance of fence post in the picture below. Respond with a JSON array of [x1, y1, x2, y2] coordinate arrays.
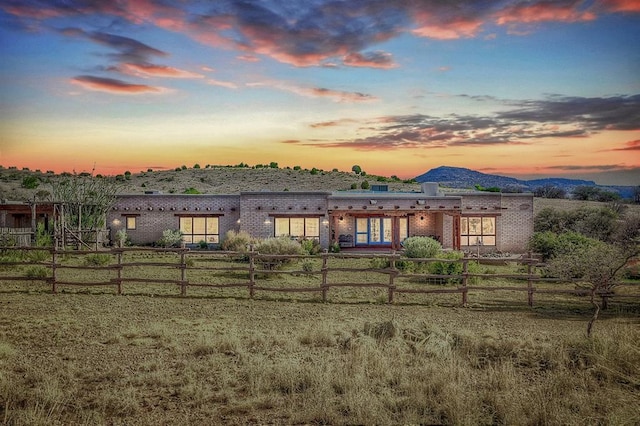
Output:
[[116, 249, 123, 295], [249, 245, 255, 298], [321, 250, 329, 302], [50, 247, 57, 294], [388, 251, 397, 304], [461, 258, 468, 306], [527, 251, 534, 307], [180, 249, 187, 296]]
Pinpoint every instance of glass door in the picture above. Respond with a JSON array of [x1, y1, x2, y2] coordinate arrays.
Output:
[[355, 217, 393, 246]]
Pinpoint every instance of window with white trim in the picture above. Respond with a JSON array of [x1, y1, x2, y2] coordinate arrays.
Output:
[[461, 216, 496, 246], [179, 216, 219, 244], [274, 217, 320, 240]]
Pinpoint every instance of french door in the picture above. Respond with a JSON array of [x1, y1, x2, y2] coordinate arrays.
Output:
[[355, 217, 393, 245]]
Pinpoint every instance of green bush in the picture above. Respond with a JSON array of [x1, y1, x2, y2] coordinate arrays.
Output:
[[84, 253, 112, 266], [428, 251, 480, 284], [25, 265, 49, 279], [300, 238, 321, 255], [157, 229, 183, 248], [220, 230, 254, 252], [35, 223, 52, 247], [528, 231, 599, 262], [21, 175, 40, 189], [402, 236, 442, 259], [255, 237, 303, 270]]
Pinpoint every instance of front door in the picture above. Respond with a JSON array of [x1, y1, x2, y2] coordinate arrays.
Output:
[[356, 217, 392, 246]]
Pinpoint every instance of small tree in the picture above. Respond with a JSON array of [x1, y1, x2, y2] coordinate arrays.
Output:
[[547, 213, 640, 337], [351, 165, 362, 174], [361, 180, 370, 190]]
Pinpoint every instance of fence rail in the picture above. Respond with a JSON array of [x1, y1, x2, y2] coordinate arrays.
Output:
[[0, 246, 637, 307]]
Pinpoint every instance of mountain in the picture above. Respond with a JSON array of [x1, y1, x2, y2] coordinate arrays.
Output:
[[415, 166, 635, 198]]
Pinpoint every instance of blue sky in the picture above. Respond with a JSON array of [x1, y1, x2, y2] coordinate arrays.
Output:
[[1, 0, 639, 184]]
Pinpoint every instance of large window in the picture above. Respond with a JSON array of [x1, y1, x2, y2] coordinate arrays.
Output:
[[461, 216, 495, 246], [274, 217, 320, 240], [179, 216, 219, 244]]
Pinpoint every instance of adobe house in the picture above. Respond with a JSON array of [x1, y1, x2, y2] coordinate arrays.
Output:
[[0, 200, 54, 246], [107, 184, 534, 253]]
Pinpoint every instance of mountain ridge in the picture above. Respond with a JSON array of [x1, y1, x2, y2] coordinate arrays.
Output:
[[415, 166, 633, 198]]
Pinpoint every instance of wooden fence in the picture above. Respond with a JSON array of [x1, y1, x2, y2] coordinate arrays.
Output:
[[0, 228, 32, 247], [1, 246, 638, 307]]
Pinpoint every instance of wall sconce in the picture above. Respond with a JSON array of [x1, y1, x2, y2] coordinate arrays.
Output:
[[236, 219, 241, 224], [370, 200, 377, 205], [111, 219, 121, 226], [264, 218, 272, 225], [321, 218, 329, 226]]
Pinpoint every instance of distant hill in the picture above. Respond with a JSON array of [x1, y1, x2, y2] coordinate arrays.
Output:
[[415, 166, 635, 198]]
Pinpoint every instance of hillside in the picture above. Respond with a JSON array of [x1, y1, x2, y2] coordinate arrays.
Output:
[[0, 166, 421, 201]]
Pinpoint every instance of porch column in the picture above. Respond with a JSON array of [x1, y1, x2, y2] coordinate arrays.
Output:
[[331, 213, 340, 246], [392, 216, 401, 250], [452, 214, 461, 251]]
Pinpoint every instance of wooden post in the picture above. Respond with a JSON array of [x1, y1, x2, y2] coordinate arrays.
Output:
[[30, 202, 37, 246], [116, 250, 123, 295], [321, 251, 329, 302], [248, 245, 255, 298], [388, 251, 397, 304], [51, 247, 57, 294], [461, 258, 468, 306], [527, 251, 534, 307], [180, 249, 187, 296]]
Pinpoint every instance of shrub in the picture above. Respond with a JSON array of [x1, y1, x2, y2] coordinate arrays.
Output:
[[25, 265, 49, 279], [360, 180, 370, 190], [402, 236, 442, 259], [197, 240, 209, 249], [35, 223, 52, 247], [115, 229, 129, 247], [529, 231, 600, 262], [183, 187, 201, 194], [157, 229, 183, 248], [428, 251, 480, 284], [255, 237, 303, 270], [328, 242, 340, 253], [84, 253, 111, 266], [220, 230, 254, 252], [300, 238, 321, 255], [21, 175, 39, 189]]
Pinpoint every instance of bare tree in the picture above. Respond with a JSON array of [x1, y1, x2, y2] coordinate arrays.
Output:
[[50, 173, 121, 248]]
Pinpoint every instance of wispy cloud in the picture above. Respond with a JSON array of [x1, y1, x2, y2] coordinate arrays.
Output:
[[612, 139, 640, 151], [248, 80, 377, 103], [70, 75, 165, 94]]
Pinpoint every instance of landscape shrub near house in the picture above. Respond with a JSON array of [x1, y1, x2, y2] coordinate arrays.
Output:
[[254, 236, 304, 270], [156, 229, 183, 248]]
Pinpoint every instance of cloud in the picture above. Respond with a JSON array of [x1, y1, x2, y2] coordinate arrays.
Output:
[[119, 63, 204, 78], [310, 118, 358, 128], [301, 94, 640, 151], [545, 164, 625, 171], [343, 51, 397, 69], [206, 79, 238, 89], [248, 81, 377, 103], [597, 0, 640, 13], [4, 0, 640, 70], [61, 28, 167, 63], [612, 140, 640, 151], [71, 75, 164, 94]]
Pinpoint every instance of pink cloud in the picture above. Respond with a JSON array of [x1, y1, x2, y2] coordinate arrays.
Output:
[[495, 2, 597, 25], [119, 63, 204, 79], [412, 16, 485, 40], [71, 75, 165, 94], [613, 139, 640, 151], [237, 54, 260, 62], [343, 51, 396, 69], [206, 79, 238, 89], [597, 0, 640, 13]]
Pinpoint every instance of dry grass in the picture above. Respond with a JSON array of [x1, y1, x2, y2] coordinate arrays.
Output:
[[0, 292, 638, 425]]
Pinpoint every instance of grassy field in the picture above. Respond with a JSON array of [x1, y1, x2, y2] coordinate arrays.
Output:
[[1, 251, 639, 424]]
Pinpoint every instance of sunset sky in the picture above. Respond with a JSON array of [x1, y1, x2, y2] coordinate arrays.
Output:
[[1, 0, 639, 185]]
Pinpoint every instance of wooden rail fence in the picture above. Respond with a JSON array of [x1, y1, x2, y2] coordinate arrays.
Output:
[[1, 246, 638, 307]]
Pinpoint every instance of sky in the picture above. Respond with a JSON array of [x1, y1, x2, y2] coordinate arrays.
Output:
[[0, 0, 639, 185]]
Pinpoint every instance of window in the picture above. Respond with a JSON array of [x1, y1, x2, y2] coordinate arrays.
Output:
[[124, 216, 137, 230], [179, 216, 219, 244], [461, 216, 495, 246], [274, 217, 320, 239]]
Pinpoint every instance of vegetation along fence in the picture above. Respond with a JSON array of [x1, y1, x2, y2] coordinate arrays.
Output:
[[1, 246, 638, 307]]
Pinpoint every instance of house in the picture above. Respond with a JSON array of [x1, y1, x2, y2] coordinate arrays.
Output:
[[106, 183, 534, 253]]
